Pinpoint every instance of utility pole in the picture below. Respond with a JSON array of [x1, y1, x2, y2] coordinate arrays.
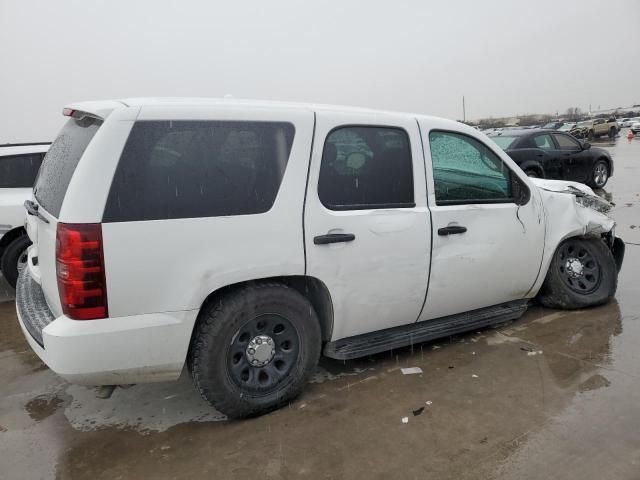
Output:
[[462, 96, 466, 123]]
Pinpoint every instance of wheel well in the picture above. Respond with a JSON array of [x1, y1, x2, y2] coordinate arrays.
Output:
[[523, 164, 544, 177], [0, 227, 26, 260], [196, 276, 334, 342]]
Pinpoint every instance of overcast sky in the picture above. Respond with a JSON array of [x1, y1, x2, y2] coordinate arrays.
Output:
[[1, 0, 639, 142]]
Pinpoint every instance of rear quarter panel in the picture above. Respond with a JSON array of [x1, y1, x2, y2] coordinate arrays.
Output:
[[101, 106, 315, 317]]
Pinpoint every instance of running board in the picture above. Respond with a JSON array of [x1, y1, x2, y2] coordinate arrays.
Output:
[[323, 300, 529, 360]]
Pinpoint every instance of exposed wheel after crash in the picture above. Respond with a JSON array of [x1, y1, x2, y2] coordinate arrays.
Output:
[[15, 99, 624, 418]]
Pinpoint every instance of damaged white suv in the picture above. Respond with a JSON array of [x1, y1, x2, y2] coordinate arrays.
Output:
[[17, 99, 624, 418]]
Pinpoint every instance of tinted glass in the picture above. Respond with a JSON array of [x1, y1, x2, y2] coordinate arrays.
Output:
[[318, 126, 414, 210], [0, 153, 44, 188], [429, 131, 512, 205], [34, 117, 102, 216], [553, 133, 581, 150], [533, 134, 554, 150], [104, 121, 295, 222], [491, 136, 518, 149]]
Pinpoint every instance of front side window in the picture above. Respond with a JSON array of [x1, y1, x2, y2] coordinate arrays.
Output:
[[533, 134, 555, 150], [318, 126, 414, 210], [553, 133, 581, 150], [429, 131, 512, 205], [0, 153, 44, 188], [103, 121, 295, 222]]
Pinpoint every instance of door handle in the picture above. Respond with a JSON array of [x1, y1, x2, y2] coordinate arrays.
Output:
[[438, 225, 467, 236], [313, 233, 356, 245]]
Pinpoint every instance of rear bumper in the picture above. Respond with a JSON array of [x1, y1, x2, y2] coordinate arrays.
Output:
[[16, 269, 198, 385]]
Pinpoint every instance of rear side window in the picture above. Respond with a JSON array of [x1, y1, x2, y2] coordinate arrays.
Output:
[[34, 117, 102, 217], [318, 126, 414, 210], [0, 153, 44, 188], [553, 133, 581, 150], [103, 121, 295, 222]]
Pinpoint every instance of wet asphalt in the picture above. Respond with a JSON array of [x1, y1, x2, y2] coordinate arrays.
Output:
[[1, 134, 639, 479]]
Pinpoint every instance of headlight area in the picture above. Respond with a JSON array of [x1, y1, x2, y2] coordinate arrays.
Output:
[[574, 192, 613, 214]]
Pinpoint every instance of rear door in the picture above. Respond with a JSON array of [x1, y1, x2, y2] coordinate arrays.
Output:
[[304, 111, 431, 341]]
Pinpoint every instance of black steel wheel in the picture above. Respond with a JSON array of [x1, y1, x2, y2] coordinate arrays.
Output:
[[556, 240, 601, 294], [538, 237, 617, 309], [227, 314, 300, 393], [189, 283, 321, 419]]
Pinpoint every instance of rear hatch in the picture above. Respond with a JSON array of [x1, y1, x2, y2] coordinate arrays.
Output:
[[27, 113, 103, 316]]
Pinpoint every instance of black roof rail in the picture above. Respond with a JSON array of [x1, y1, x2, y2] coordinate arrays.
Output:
[[0, 142, 52, 147]]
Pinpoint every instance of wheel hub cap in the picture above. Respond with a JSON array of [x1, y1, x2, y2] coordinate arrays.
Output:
[[246, 335, 276, 367], [565, 257, 584, 278]]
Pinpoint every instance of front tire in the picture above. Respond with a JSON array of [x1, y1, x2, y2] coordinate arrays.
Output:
[[537, 237, 617, 309], [188, 283, 321, 419], [0, 234, 31, 288]]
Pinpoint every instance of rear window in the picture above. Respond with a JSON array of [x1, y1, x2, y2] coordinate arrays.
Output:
[[103, 121, 295, 222], [0, 153, 44, 188], [34, 117, 102, 217]]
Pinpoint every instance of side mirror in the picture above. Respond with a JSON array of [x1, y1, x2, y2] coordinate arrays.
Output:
[[512, 175, 530, 206], [582, 141, 591, 150]]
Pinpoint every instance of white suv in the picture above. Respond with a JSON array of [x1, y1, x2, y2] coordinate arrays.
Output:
[[0, 143, 49, 286], [17, 99, 624, 418]]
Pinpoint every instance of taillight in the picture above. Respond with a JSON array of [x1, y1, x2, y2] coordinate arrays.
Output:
[[56, 223, 108, 320]]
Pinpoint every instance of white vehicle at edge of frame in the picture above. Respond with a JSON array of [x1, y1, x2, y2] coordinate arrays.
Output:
[[0, 143, 49, 287], [16, 98, 624, 418]]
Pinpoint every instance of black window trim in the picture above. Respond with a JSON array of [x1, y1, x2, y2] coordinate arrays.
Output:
[[428, 128, 529, 207], [102, 119, 297, 222], [318, 124, 417, 212]]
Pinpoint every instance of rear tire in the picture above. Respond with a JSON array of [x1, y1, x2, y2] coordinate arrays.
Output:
[[588, 130, 595, 140], [609, 127, 616, 138], [188, 283, 321, 419], [537, 237, 617, 309], [589, 159, 609, 188], [524, 169, 540, 178], [0, 235, 31, 288]]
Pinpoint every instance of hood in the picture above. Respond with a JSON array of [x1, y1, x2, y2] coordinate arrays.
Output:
[[531, 178, 613, 214]]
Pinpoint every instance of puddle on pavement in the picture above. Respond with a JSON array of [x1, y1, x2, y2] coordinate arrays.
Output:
[[1, 138, 640, 479]]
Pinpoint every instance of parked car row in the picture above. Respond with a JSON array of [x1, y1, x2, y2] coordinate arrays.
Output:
[[488, 129, 613, 187], [9, 98, 624, 419]]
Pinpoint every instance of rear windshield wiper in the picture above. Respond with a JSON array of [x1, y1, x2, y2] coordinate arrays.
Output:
[[24, 200, 50, 224]]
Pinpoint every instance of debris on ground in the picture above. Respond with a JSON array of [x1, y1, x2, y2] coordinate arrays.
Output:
[[480, 436, 488, 444], [448, 365, 455, 369], [401, 367, 423, 375], [401, 417, 409, 424], [413, 407, 425, 416], [472, 374, 479, 378], [426, 401, 433, 406]]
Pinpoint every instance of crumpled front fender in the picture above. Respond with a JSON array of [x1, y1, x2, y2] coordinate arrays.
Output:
[[528, 178, 617, 294]]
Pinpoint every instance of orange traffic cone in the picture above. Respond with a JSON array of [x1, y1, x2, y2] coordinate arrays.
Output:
[[628, 129, 634, 142]]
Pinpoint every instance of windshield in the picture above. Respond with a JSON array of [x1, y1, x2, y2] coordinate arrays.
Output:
[[577, 121, 593, 127], [490, 136, 518, 150], [34, 116, 102, 217]]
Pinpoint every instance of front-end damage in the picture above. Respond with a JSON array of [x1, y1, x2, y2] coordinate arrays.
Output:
[[529, 178, 624, 294]]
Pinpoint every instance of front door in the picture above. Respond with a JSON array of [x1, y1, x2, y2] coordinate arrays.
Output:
[[304, 112, 431, 341], [416, 122, 546, 321], [552, 132, 591, 183]]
